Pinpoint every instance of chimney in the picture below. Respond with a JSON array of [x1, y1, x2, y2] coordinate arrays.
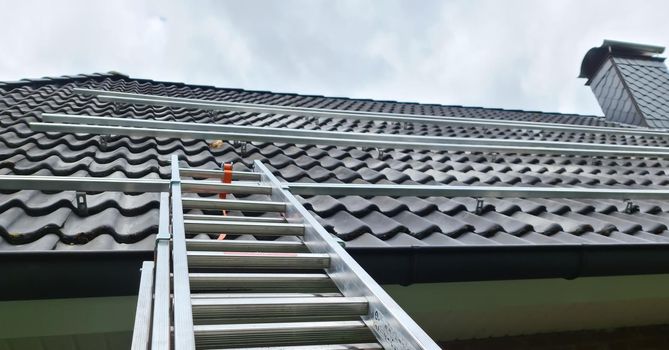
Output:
[[579, 40, 669, 128]]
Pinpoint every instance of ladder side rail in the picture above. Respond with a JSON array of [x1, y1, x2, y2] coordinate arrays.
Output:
[[253, 160, 441, 350], [151, 192, 172, 349], [170, 155, 196, 349], [131, 261, 155, 350]]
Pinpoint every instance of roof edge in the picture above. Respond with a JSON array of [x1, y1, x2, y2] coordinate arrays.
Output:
[[0, 71, 128, 91]]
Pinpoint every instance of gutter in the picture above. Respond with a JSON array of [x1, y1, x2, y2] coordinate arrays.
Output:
[[347, 244, 669, 285], [0, 250, 152, 300], [3, 243, 669, 300]]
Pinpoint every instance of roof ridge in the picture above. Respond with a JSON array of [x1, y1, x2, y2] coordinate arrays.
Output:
[[121, 74, 603, 119], [1, 71, 605, 120], [0, 71, 128, 91]]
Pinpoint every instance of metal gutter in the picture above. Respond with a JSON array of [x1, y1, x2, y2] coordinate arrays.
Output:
[[0, 250, 152, 300], [4, 243, 669, 300], [348, 243, 669, 285], [73, 88, 669, 138]]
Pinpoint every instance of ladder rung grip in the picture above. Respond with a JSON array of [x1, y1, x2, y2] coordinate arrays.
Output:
[[192, 297, 368, 319], [181, 180, 272, 195], [190, 292, 343, 299], [184, 220, 305, 236], [221, 343, 383, 350], [183, 214, 286, 223], [193, 321, 376, 348], [182, 198, 287, 212], [179, 168, 262, 181], [187, 251, 330, 269], [189, 273, 335, 292], [186, 239, 306, 253]]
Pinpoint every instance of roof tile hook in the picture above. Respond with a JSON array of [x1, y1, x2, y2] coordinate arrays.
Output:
[[75, 191, 88, 216]]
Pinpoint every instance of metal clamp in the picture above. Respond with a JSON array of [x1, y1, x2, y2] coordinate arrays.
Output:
[[240, 141, 248, 156], [112, 102, 122, 114], [100, 134, 111, 151], [376, 148, 386, 160], [475, 198, 485, 214], [75, 191, 88, 216], [207, 110, 217, 123], [624, 199, 639, 214]]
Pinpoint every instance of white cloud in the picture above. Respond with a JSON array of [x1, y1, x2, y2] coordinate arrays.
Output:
[[1, 0, 668, 116]]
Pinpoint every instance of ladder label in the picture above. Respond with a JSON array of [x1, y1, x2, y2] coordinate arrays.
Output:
[[372, 309, 410, 350]]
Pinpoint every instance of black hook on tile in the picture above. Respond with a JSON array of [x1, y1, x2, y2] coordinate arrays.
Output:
[[624, 199, 639, 214], [376, 147, 385, 160], [239, 141, 248, 157], [475, 198, 485, 214], [75, 191, 88, 216], [100, 134, 111, 151]]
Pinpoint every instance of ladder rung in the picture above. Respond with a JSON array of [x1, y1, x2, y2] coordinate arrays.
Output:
[[192, 296, 367, 320], [192, 297, 367, 325], [187, 251, 330, 269], [180, 168, 262, 181], [193, 321, 376, 349], [191, 292, 343, 299], [181, 180, 272, 195], [184, 220, 305, 236], [189, 273, 336, 292], [222, 343, 383, 350], [183, 214, 286, 223], [182, 198, 287, 212], [186, 239, 307, 253]]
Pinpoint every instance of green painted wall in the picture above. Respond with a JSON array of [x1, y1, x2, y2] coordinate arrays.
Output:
[[0, 296, 136, 339], [384, 274, 669, 341], [3, 274, 669, 347]]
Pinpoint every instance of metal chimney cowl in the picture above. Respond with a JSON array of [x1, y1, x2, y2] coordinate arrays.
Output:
[[580, 40, 669, 128]]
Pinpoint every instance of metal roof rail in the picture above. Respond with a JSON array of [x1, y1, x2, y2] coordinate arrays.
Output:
[[41, 113, 669, 154], [73, 87, 669, 138], [2, 173, 669, 200], [286, 183, 669, 200], [31, 114, 669, 158]]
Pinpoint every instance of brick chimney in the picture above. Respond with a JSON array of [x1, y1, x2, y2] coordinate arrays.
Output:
[[580, 40, 669, 128]]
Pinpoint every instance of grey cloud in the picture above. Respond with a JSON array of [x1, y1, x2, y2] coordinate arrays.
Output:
[[1, 0, 668, 116]]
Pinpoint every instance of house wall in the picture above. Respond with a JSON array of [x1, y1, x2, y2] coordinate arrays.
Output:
[[384, 274, 669, 344], [440, 324, 669, 350], [0, 296, 136, 350]]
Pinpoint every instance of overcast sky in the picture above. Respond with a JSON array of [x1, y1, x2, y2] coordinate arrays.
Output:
[[1, 1, 668, 116]]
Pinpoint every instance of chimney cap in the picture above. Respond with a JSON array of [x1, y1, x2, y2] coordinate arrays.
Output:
[[579, 39, 666, 83]]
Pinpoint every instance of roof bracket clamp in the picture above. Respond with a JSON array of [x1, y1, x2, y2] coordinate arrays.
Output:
[[239, 141, 248, 156], [376, 147, 386, 160], [75, 191, 88, 216], [207, 111, 217, 123], [232, 140, 248, 156], [100, 134, 111, 151], [475, 198, 485, 214], [112, 102, 121, 114], [624, 199, 639, 214]]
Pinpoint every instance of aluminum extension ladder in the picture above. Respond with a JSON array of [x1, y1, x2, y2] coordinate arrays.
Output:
[[132, 154, 440, 349]]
